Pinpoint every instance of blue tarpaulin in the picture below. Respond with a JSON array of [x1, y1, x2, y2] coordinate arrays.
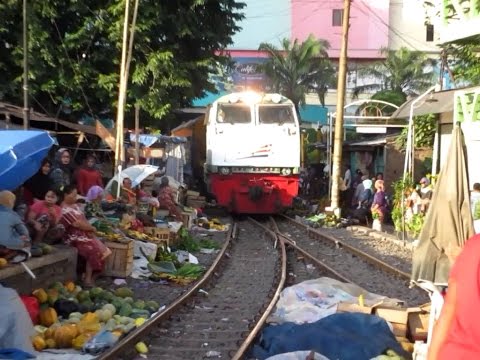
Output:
[[0, 130, 55, 191], [252, 313, 408, 360]]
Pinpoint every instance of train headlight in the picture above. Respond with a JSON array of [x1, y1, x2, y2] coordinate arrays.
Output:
[[271, 94, 282, 103], [219, 167, 231, 175], [281, 168, 292, 176]]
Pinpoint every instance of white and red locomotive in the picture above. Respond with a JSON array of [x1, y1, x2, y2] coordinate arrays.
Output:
[[204, 92, 300, 213]]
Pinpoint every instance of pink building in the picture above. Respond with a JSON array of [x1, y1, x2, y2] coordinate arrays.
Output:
[[229, 0, 389, 60]]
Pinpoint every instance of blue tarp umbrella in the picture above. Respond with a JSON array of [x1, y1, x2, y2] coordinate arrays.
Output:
[[0, 130, 55, 191]]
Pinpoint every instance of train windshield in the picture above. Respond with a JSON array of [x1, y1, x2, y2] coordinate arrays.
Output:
[[216, 104, 251, 124], [258, 105, 295, 124]]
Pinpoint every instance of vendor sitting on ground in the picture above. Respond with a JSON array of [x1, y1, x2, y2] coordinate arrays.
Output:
[[60, 185, 111, 287], [106, 177, 137, 205], [26, 188, 64, 244], [0, 191, 31, 257], [157, 176, 182, 220]]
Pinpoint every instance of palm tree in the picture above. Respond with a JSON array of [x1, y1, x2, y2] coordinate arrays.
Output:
[[258, 35, 334, 114], [353, 47, 436, 98]]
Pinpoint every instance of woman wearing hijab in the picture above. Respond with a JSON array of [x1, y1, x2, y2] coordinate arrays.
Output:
[[0, 191, 31, 255], [23, 158, 53, 205], [371, 180, 387, 231], [84, 185, 106, 219], [50, 148, 74, 190]]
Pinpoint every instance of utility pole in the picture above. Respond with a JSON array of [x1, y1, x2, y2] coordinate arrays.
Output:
[[22, 0, 29, 130], [114, 0, 139, 169], [330, 0, 351, 211]]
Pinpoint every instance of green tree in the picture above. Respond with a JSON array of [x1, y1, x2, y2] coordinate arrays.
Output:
[[395, 113, 438, 149], [0, 0, 245, 122], [258, 35, 334, 113], [353, 47, 436, 98]]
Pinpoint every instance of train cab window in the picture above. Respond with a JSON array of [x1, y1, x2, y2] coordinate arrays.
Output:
[[258, 105, 295, 124], [216, 104, 251, 124]]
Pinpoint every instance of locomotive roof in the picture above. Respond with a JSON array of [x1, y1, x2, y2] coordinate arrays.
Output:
[[215, 92, 294, 105]]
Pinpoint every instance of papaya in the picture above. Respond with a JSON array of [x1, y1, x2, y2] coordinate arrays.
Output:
[[32, 335, 46, 351], [81, 312, 99, 323], [50, 281, 65, 291], [132, 300, 145, 310], [45, 338, 57, 349], [47, 289, 59, 306], [114, 287, 134, 298], [76, 290, 91, 302], [72, 333, 93, 350], [40, 244, 53, 255], [118, 303, 133, 317], [89, 287, 103, 298], [145, 300, 159, 312], [64, 281, 75, 292], [39, 308, 58, 327], [0, 258, 7, 268], [33, 288, 48, 304]]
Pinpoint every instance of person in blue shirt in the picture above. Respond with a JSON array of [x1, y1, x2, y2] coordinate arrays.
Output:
[[0, 191, 31, 253]]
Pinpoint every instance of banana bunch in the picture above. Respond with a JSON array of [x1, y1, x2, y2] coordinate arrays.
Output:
[[126, 230, 154, 241], [96, 231, 123, 242], [150, 273, 195, 285]]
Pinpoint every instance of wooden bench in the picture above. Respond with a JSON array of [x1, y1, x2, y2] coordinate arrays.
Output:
[[0, 245, 77, 295]]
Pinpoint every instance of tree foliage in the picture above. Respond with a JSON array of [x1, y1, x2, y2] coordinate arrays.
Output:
[[353, 47, 436, 98], [258, 35, 334, 113], [395, 113, 437, 149], [0, 0, 245, 122]]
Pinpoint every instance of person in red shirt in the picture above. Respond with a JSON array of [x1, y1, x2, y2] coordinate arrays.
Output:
[[26, 189, 64, 244], [76, 155, 103, 196], [428, 234, 480, 359]]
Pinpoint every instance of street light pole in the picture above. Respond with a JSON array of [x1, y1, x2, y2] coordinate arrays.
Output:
[[23, 0, 29, 129]]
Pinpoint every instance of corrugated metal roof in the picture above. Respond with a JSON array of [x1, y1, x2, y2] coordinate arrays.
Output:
[[390, 86, 480, 120]]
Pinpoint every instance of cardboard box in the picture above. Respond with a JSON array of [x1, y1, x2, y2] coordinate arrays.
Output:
[[407, 307, 430, 341], [336, 302, 374, 314], [374, 306, 409, 338]]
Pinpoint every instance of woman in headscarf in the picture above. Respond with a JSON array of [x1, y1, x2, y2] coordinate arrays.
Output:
[[26, 188, 64, 244], [0, 191, 31, 255], [60, 185, 111, 287], [419, 176, 433, 214], [84, 185, 105, 219], [371, 180, 387, 231], [50, 148, 74, 190], [23, 158, 54, 205], [157, 177, 182, 220]]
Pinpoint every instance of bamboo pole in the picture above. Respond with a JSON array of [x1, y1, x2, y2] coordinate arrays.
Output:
[[330, 0, 351, 211], [134, 104, 140, 165]]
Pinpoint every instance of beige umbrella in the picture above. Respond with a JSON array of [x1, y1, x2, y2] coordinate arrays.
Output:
[[411, 124, 474, 286]]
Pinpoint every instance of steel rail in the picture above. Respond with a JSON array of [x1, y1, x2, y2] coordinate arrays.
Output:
[[231, 217, 287, 360], [98, 223, 236, 360], [279, 215, 411, 280]]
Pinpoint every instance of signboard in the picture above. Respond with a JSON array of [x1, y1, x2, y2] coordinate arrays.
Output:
[[438, 0, 480, 43]]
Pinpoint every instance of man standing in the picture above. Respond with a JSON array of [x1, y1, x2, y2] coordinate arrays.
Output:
[[76, 155, 103, 196]]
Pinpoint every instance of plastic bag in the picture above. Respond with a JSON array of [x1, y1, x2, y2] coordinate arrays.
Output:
[[83, 330, 119, 355], [20, 295, 40, 325]]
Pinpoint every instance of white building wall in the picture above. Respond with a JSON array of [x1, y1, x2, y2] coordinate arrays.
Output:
[[388, 0, 440, 54]]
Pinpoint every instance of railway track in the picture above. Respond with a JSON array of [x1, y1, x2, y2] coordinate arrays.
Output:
[[99, 219, 286, 360], [275, 215, 428, 305], [99, 215, 425, 359]]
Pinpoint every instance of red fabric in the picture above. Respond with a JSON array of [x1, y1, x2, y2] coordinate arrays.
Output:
[[439, 234, 480, 359], [20, 295, 40, 324], [61, 204, 106, 271], [76, 168, 103, 196], [158, 187, 182, 219], [29, 200, 62, 223]]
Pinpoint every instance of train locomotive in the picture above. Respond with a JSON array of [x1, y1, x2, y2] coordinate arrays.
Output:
[[204, 92, 300, 214]]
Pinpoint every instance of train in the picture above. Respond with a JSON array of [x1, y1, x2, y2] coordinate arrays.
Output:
[[203, 92, 300, 214]]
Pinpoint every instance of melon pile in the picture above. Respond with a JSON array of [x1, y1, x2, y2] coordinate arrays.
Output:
[[31, 281, 159, 351]]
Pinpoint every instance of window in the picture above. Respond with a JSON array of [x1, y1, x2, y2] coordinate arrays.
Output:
[[332, 9, 343, 27], [426, 24, 434, 42], [258, 105, 295, 124], [216, 104, 251, 124]]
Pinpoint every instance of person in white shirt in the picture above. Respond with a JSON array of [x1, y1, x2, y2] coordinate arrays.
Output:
[[471, 183, 480, 234], [344, 165, 352, 190]]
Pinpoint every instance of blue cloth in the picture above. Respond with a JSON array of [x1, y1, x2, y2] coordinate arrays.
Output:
[[252, 313, 408, 360], [0, 349, 35, 360], [0, 131, 54, 191], [0, 205, 30, 250]]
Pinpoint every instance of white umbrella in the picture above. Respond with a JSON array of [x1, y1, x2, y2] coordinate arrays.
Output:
[[105, 164, 159, 193]]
